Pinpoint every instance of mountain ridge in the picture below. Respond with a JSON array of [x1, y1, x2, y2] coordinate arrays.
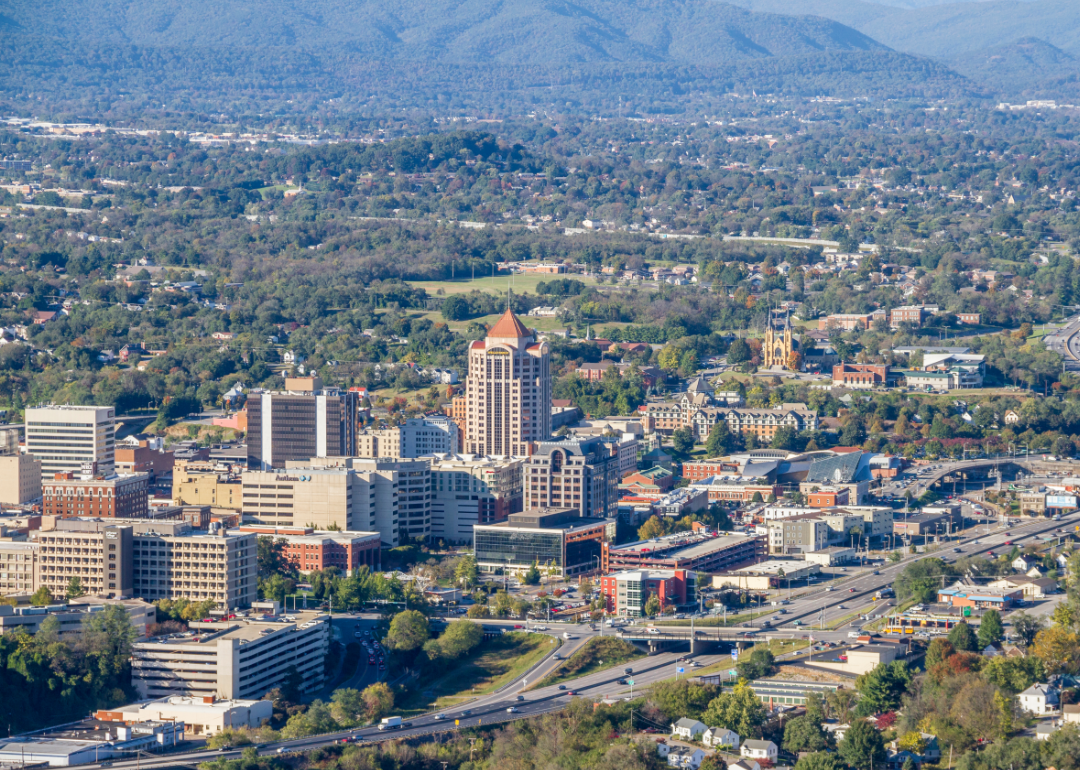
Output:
[[0, 0, 892, 64]]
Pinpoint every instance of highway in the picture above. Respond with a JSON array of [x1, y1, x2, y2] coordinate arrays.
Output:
[[91, 645, 728, 770], [1042, 313, 1080, 371], [82, 458, 1080, 769]]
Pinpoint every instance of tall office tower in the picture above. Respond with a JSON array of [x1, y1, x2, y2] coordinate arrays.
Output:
[[25, 405, 116, 480], [464, 309, 551, 457], [524, 437, 620, 519], [246, 378, 359, 470]]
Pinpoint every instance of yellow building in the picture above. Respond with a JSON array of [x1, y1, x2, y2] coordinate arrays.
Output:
[[173, 460, 242, 509], [763, 310, 796, 370], [0, 453, 42, 505]]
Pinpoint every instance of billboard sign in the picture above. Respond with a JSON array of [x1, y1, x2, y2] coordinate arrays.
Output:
[[1047, 495, 1077, 509]]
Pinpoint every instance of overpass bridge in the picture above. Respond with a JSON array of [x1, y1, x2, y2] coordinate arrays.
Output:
[[904, 457, 1075, 494], [615, 625, 762, 653]]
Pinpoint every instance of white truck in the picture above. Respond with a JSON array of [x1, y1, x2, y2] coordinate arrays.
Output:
[[378, 716, 402, 731]]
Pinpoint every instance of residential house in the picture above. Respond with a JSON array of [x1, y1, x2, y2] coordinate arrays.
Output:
[[672, 718, 709, 741], [1063, 704, 1080, 725], [885, 733, 940, 763], [666, 747, 707, 769], [740, 740, 778, 763], [823, 724, 850, 743], [728, 762, 760, 770], [1018, 683, 1059, 714], [988, 576, 1059, 600], [1012, 555, 1036, 572], [885, 751, 921, 769], [702, 728, 740, 750], [1036, 723, 1060, 741]]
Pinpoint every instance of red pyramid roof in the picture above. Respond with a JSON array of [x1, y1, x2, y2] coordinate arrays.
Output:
[[487, 309, 531, 339]]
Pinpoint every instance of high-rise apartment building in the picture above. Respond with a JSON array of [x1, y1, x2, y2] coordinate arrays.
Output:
[[0, 542, 38, 595], [31, 523, 133, 600], [524, 437, 620, 519], [25, 405, 116, 480], [246, 379, 358, 471], [464, 309, 551, 457], [31, 519, 257, 608]]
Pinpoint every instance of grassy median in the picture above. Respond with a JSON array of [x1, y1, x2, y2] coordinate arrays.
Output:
[[537, 637, 644, 688], [397, 632, 556, 714]]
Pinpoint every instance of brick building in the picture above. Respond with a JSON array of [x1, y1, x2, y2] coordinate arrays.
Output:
[[807, 487, 850, 507], [890, 305, 929, 328], [237, 526, 381, 574], [43, 472, 151, 518], [688, 476, 783, 503], [599, 568, 696, 617], [681, 459, 741, 481], [832, 363, 890, 388], [824, 314, 873, 332]]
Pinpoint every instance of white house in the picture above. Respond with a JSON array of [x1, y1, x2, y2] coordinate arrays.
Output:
[[1019, 683, 1060, 714], [728, 761, 760, 770], [741, 740, 778, 763], [981, 644, 1001, 658], [283, 350, 305, 365], [667, 747, 707, 769], [703, 728, 740, 749], [823, 724, 850, 743], [672, 718, 709, 741], [1013, 555, 1035, 572]]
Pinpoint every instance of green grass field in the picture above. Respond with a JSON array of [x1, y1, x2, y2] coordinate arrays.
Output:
[[397, 632, 556, 714], [409, 273, 598, 297], [537, 637, 643, 687]]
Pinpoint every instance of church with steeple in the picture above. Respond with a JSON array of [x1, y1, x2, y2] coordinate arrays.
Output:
[[463, 308, 552, 457], [762, 309, 797, 369]]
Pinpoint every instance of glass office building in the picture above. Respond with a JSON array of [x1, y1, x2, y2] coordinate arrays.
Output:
[[473, 508, 607, 577]]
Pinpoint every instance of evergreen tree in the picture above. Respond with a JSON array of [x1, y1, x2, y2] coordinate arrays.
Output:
[[978, 609, 1005, 648]]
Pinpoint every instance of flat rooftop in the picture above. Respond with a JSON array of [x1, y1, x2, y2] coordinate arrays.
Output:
[[732, 560, 817, 575], [612, 531, 758, 559], [133, 610, 327, 646]]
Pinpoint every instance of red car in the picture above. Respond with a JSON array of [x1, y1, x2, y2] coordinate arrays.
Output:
[[567, 690, 577, 696], [849, 588, 855, 593], [1004, 541, 1013, 546]]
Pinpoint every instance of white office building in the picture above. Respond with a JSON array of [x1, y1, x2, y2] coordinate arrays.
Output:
[[25, 405, 116, 480]]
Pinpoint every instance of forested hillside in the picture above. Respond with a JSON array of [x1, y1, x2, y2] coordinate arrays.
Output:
[[0, 0, 980, 117], [1, 0, 888, 63]]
